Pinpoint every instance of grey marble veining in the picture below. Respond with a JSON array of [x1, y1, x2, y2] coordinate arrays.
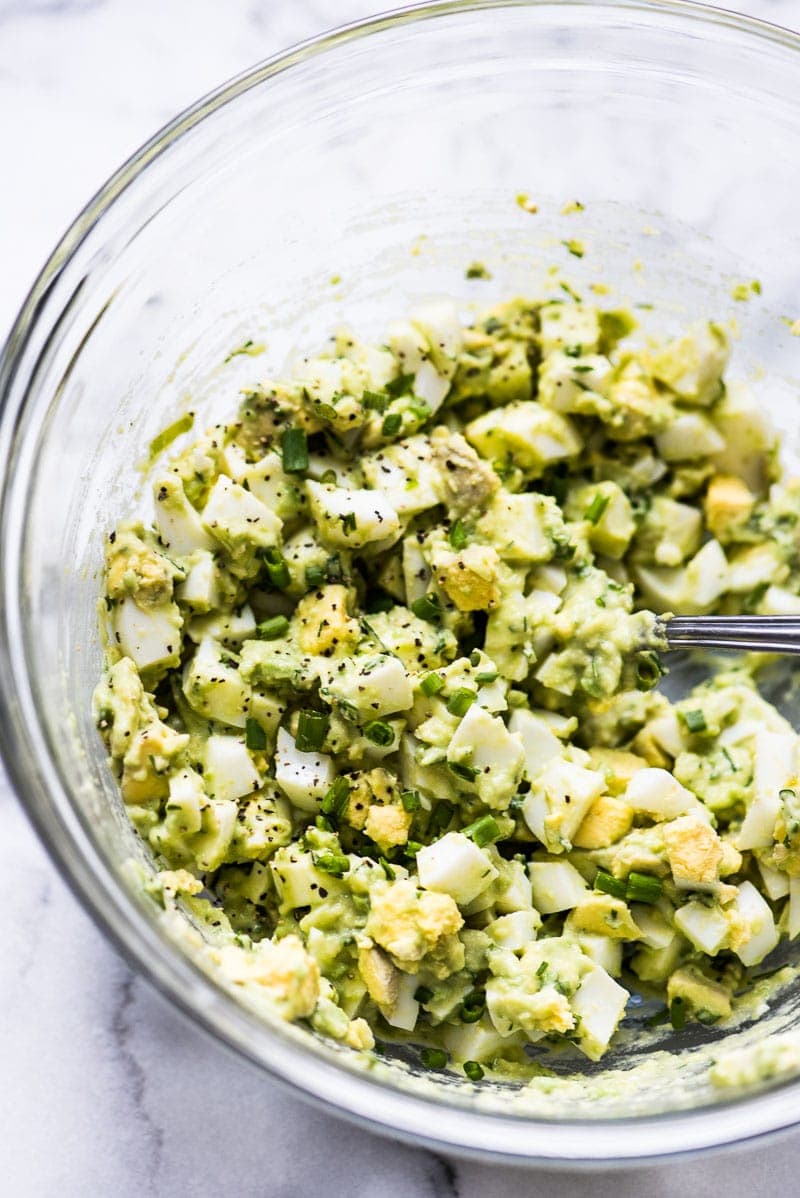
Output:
[[2, 0, 800, 1194]]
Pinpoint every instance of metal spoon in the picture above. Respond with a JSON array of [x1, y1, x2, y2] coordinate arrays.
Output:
[[662, 615, 800, 655]]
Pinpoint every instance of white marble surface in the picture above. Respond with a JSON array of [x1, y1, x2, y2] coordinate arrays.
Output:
[[2, 0, 800, 1193]]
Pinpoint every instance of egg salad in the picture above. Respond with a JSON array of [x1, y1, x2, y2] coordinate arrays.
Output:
[[94, 293, 800, 1078]]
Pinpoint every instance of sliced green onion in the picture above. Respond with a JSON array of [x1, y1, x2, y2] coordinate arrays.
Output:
[[428, 800, 455, 838], [409, 400, 431, 422], [281, 427, 309, 474], [401, 789, 421, 813], [245, 718, 266, 751], [536, 960, 550, 979], [149, 412, 194, 458], [780, 788, 797, 801], [625, 872, 663, 905], [584, 493, 610, 524], [420, 672, 444, 697], [447, 688, 477, 718], [379, 856, 396, 880], [682, 708, 707, 734], [381, 412, 402, 437], [595, 871, 627, 900], [305, 564, 325, 588], [262, 547, 290, 589], [315, 815, 334, 832], [448, 761, 479, 783], [362, 390, 389, 412], [313, 851, 350, 877], [669, 996, 687, 1031], [321, 776, 351, 818], [463, 815, 502, 848], [414, 985, 433, 1004], [411, 592, 441, 622], [420, 1048, 448, 1070], [635, 650, 664, 691], [405, 840, 422, 857], [319, 468, 338, 485], [340, 511, 357, 535], [364, 720, 394, 747], [296, 710, 330, 752], [256, 615, 289, 640], [449, 519, 468, 550], [463, 1060, 484, 1081]]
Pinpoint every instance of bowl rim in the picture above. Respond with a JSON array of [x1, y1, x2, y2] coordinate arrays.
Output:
[[3, 0, 800, 1166]]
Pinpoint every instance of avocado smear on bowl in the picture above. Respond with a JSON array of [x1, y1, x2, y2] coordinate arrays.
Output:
[[94, 291, 800, 1086]]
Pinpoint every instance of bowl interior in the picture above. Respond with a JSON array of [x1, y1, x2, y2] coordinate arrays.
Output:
[[3, 0, 800, 1161]]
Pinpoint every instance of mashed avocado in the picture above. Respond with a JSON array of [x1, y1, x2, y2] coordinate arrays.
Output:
[[95, 292, 800, 1082]]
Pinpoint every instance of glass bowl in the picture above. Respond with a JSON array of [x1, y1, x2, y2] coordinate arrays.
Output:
[[2, 0, 800, 1165]]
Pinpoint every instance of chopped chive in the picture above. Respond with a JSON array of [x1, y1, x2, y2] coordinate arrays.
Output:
[[262, 547, 290, 589], [428, 800, 455, 837], [475, 670, 498, 684], [625, 872, 663, 905], [256, 614, 289, 640], [469, 650, 482, 667], [149, 411, 194, 458], [281, 427, 309, 473], [296, 710, 330, 752], [321, 776, 351, 818], [420, 672, 445, 696], [463, 1060, 484, 1081], [460, 988, 487, 1023], [364, 720, 394, 747], [595, 871, 627, 900], [722, 747, 737, 772], [411, 592, 441, 622], [405, 840, 422, 857], [313, 851, 350, 877], [315, 815, 334, 832], [340, 511, 357, 535], [447, 688, 477, 718], [363, 390, 389, 412], [449, 519, 468, 550], [584, 493, 610, 524], [536, 960, 550, 978], [381, 412, 402, 437], [635, 650, 664, 691], [414, 985, 433, 1004], [379, 856, 396, 880], [420, 1048, 448, 1070], [401, 789, 421, 813], [305, 564, 325, 588], [682, 708, 707, 734], [669, 996, 687, 1031], [463, 815, 502, 848], [245, 718, 267, 752], [448, 761, 479, 783]]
